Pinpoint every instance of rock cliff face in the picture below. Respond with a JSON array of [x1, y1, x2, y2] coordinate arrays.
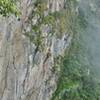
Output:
[[0, 0, 72, 100]]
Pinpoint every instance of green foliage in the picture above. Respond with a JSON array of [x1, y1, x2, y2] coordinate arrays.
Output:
[[0, 0, 20, 16], [27, 0, 75, 53], [43, 14, 55, 25], [52, 31, 99, 100], [52, 1, 100, 99], [26, 0, 77, 46], [25, 2, 47, 51]]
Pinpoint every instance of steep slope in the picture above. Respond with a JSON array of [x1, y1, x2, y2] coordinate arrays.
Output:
[[0, 0, 73, 100]]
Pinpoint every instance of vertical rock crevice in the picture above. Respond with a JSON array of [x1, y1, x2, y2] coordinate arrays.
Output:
[[0, 0, 72, 100]]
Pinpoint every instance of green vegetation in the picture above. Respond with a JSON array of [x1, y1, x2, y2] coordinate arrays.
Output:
[[25, 0, 75, 51], [0, 0, 20, 16], [52, 0, 100, 100], [1, 0, 100, 99], [25, 0, 78, 50], [52, 22, 100, 100]]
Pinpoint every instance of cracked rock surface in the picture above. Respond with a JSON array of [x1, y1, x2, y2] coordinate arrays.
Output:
[[0, 0, 72, 100]]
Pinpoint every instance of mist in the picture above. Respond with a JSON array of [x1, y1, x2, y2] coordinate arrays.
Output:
[[79, 0, 100, 79]]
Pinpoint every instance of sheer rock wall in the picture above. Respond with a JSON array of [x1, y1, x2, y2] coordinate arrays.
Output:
[[0, 0, 72, 100]]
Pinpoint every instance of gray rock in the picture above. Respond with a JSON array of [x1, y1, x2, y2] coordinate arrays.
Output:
[[0, 0, 71, 100]]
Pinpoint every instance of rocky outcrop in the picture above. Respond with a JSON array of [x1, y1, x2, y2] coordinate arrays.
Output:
[[0, 0, 72, 100], [47, 0, 65, 12]]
